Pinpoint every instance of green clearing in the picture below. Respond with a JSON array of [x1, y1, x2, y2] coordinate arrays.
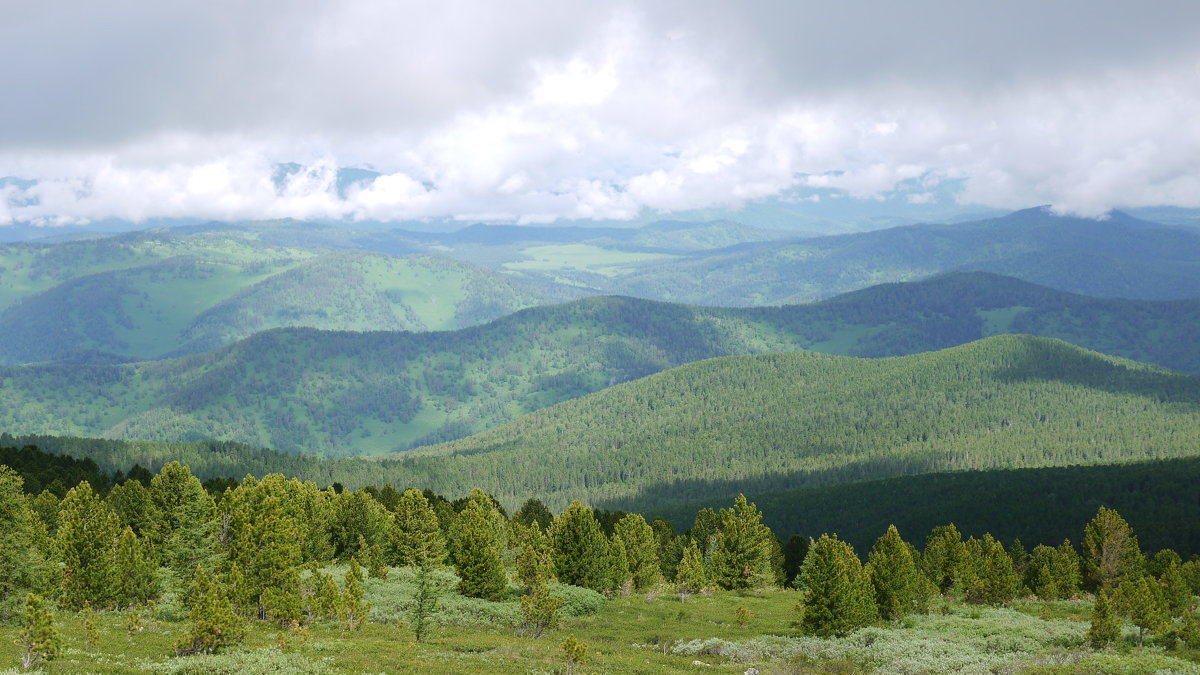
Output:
[[1, 575, 1195, 674], [504, 243, 679, 277]]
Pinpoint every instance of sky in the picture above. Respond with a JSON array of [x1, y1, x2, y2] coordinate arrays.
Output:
[[2, 0, 1200, 227]]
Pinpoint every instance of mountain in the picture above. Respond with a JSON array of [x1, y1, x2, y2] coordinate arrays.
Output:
[[606, 207, 1200, 305], [0, 229, 559, 364], [0, 273, 1198, 456], [384, 335, 1200, 510]]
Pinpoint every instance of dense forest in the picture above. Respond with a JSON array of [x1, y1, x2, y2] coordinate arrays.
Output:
[[1, 275, 1199, 457]]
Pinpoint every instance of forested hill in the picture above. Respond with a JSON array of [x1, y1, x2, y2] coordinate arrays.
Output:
[[1, 274, 1199, 456], [382, 335, 1200, 510], [611, 207, 1200, 305]]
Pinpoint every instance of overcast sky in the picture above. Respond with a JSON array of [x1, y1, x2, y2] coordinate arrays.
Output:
[[3, 0, 1200, 226]]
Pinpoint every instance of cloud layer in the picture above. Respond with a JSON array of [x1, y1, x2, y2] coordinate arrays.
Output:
[[3, 0, 1199, 225]]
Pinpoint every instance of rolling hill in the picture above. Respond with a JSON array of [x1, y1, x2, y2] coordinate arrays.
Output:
[[606, 207, 1200, 305], [0, 273, 1197, 456], [0, 229, 560, 364]]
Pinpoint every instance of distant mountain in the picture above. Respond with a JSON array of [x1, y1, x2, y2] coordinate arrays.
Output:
[[0, 229, 560, 364], [606, 207, 1200, 305], [391, 336, 1200, 510], [0, 273, 1198, 455]]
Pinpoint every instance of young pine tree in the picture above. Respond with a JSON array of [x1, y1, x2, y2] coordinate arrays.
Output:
[[675, 541, 708, 601], [962, 534, 1020, 606], [390, 488, 447, 567], [148, 462, 213, 575], [1083, 506, 1143, 592], [56, 481, 121, 610], [175, 568, 244, 656], [0, 467, 53, 623], [410, 563, 446, 643], [342, 558, 371, 631], [113, 527, 159, 609], [551, 501, 613, 592], [451, 498, 508, 601], [1052, 539, 1084, 599], [81, 602, 99, 652], [866, 525, 922, 620], [921, 524, 967, 594], [799, 534, 878, 637], [613, 513, 662, 591], [709, 495, 774, 590], [17, 593, 61, 671], [1085, 589, 1121, 649], [1116, 575, 1167, 647]]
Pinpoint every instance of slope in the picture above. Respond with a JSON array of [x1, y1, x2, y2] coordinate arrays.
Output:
[[610, 207, 1200, 305], [1, 275, 1199, 456], [385, 336, 1200, 510]]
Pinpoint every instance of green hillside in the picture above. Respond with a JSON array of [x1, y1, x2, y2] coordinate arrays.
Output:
[[0, 274, 1198, 456], [0, 230, 555, 364], [609, 207, 1200, 305], [386, 336, 1200, 509], [652, 457, 1200, 557]]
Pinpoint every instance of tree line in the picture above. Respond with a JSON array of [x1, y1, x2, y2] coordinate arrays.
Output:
[[4, 458, 1200, 669]]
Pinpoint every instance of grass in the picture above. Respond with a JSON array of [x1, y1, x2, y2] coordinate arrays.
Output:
[[504, 244, 678, 277], [2, 570, 1197, 674]]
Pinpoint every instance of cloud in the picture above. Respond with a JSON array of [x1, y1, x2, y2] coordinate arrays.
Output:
[[2, 1, 1199, 225]]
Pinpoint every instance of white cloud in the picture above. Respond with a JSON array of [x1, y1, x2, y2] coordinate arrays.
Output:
[[2, 1, 1199, 226]]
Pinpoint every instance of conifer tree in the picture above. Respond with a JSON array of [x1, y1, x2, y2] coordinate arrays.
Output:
[[515, 522, 554, 592], [107, 480, 162, 544], [1083, 506, 1143, 592], [1180, 609, 1200, 649], [113, 526, 159, 608], [149, 462, 212, 574], [962, 534, 1020, 606], [709, 494, 774, 590], [782, 535, 810, 588], [1160, 560, 1192, 617], [650, 517, 682, 580], [613, 513, 661, 591], [56, 481, 121, 609], [410, 563, 445, 642], [0, 467, 53, 622], [1085, 589, 1121, 649], [329, 489, 393, 560], [1025, 545, 1059, 600], [390, 488, 447, 567], [313, 571, 343, 621], [799, 534, 877, 637], [867, 525, 921, 620], [551, 501, 613, 592], [561, 634, 588, 675], [17, 593, 60, 671], [215, 475, 304, 620], [1116, 575, 1167, 646], [176, 568, 243, 655], [29, 490, 60, 537], [513, 498, 554, 531], [921, 524, 967, 593], [608, 534, 632, 594], [1052, 539, 1083, 599], [81, 602, 98, 651], [356, 534, 389, 580], [690, 508, 722, 558], [342, 558, 370, 630], [451, 498, 508, 600], [675, 541, 707, 601]]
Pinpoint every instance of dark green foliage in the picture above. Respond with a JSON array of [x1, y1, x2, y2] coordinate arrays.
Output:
[[782, 535, 810, 588], [799, 534, 877, 637], [709, 494, 775, 590], [113, 527, 159, 608], [107, 479, 162, 542], [551, 502, 615, 593], [1084, 506, 1143, 592], [451, 498, 508, 601], [613, 513, 661, 591], [1160, 561, 1193, 617], [513, 498, 554, 531], [867, 525, 923, 620], [921, 524, 967, 594], [17, 592, 60, 670], [0, 445, 113, 495], [962, 534, 1020, 606], [390, 488, 447, 567], [1086, 590, 1121, 649], [149, 462, 212, 574]]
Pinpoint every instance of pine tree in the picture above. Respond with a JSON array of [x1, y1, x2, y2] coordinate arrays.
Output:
[[56, 481, 121, 609], [1180, 610, 1200, 649], [1025, 545, 1059, 600], [149, 462, 212, 574], [329, 489, 393, 560], [1116, 575, 1167, 647], [342, 558, 370, 630], [515, 522, 554, 592], [1160, 561, 1193, 617], [356, 534, 389, 580], [709, 494, 774, 590], [650, 517, 682, 580], [215, 475, 304, 620], [799, 534, 877, 637], [561, 634, 588, 675], [175, 568, 243, 656], [313, 571, 343, 621], [1086, 589, 1121, 649], [451, 498, 508, 600], [1052, 539, 1083, 599], [921, 524, 967, 594], [113, 527, 159, 608], [867, 525, 921, 620], [551, 501, 613, 592], [1083, 506, 1143, 592], [17, 593, 60, 670], [107, 480, 163, 544], [675, 541, 707, 601], [390, 488, 446, 567], [782, 535, 810, 588], [962, 534, 1019, 606], [608, 534, 632, 594], [513, 498, 554, 531], [0, 467, 53, 622], [613, 513, 661, 591], [410, 563, 445, 642]]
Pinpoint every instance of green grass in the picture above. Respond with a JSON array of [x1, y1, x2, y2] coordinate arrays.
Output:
[[2, 579, 1195, 674], [504, 244, 679, 277]]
